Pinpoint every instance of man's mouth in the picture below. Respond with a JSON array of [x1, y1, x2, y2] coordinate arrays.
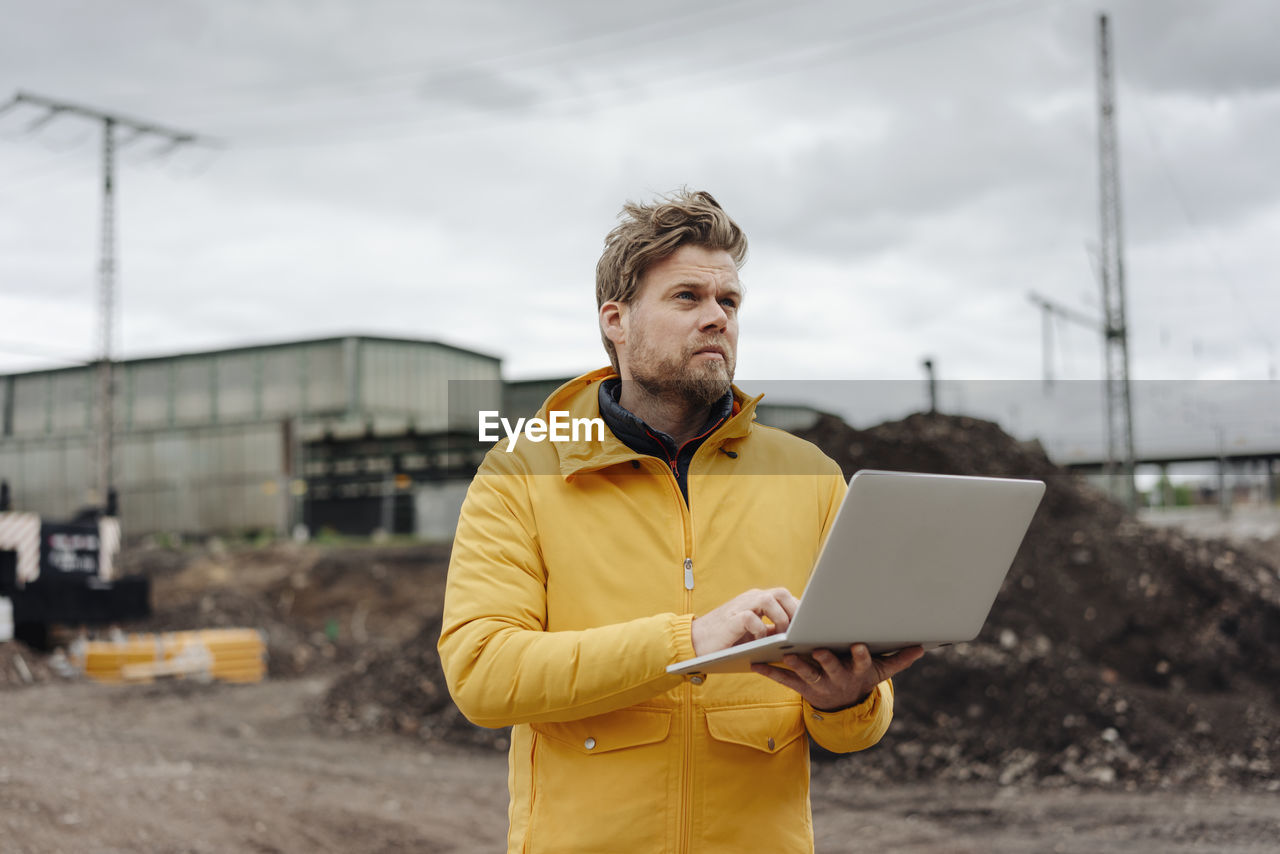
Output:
[[692, 345, 726, 360]]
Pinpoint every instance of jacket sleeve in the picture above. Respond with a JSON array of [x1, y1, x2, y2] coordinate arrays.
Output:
[[800, 463, 897, 753], [803, 680, 895, 753], [437, 450, 694, 729]]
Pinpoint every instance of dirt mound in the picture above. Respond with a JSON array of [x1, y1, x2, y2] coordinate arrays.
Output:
[[797, 412, 1280, 790], [135, 587, 330, 677], [313, 411, 1280, 790], [127, 542, 453, 678], [319, 616, 508, 751]]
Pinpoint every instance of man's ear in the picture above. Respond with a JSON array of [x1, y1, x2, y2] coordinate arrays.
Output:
[[600, 300, 627, 349]]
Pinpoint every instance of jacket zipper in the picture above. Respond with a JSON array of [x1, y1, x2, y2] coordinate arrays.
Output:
[[673, 463, 696, 854], [680, 679, 694, 854], [673, 438, 734, 852], [634, 453, 697, 852], [642, 440, 720, 853]]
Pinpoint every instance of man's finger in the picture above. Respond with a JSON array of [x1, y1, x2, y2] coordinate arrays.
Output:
[[769, 588, 800, 620], [875, 645, 925, 678], [784, 654, 823, 685], [810, 648, 844, 680], [847, 643, 874, 674], [738, 612, 770, 640], [752, 594, 792, 634], [751, 663, 807, 693]]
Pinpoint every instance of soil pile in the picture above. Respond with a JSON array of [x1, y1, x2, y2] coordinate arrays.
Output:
[[129, 542, 452, 677], [312, 411, 1279, 789], [2, 542, 454, 688], [797, 412, 1280, 790], [319, 615, 508, 750]]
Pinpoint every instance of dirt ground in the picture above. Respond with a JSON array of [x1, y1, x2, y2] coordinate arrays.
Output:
[[4, 674, 1279, 854]]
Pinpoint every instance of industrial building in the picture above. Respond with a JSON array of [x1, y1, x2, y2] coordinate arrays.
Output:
[[0, 336, 500, 539], [1, 337, 831, 541]]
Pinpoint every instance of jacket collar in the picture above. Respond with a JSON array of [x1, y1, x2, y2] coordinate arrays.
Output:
[[597, 378, 734, 460], [546, 367, 763, 480]]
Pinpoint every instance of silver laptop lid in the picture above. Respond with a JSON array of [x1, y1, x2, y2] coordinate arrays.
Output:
[[783, 470, 1045, 649]]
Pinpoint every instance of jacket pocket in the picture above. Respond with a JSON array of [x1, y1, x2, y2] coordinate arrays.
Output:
[[703, 702, 805, 754], [524, 708, 674, 853], [695, 703, 813, 852]]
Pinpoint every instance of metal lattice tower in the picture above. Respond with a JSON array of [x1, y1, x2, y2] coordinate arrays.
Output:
[[4, 91, 211, 508], [1095, 15, 1137, 510], [97, 118, 118, 510]]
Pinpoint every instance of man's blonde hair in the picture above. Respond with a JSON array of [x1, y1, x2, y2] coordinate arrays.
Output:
[[595, 189, 748, 373]]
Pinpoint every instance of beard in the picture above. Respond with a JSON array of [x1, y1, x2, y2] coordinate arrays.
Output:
[[628, 333, 735, 410]]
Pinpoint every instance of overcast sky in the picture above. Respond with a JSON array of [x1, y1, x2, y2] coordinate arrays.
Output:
[[2, 0, 1278, 432]]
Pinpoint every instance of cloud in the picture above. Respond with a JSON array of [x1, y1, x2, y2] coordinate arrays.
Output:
[[1107, 0, 1280, 97], [2, 0, 1278, 394]]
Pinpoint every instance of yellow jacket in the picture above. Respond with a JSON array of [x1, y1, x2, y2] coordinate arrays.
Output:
[[439, 369, 894, 853]]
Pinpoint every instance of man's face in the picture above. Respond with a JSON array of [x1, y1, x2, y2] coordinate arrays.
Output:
[[606, 244, 741, 408]]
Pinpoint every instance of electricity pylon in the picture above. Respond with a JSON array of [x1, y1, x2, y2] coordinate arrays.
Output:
[[3, 91, 215, 509]]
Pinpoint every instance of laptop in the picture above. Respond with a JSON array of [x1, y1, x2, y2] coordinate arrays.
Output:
[[666, 470, 1045, 675]]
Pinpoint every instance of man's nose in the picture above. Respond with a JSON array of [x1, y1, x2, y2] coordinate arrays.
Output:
[[699, 299, 728, 330]]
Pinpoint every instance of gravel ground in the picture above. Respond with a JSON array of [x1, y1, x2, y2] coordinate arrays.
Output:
[[3, 675, 1278, 854]]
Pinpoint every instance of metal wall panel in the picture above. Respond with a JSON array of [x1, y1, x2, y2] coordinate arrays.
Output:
[[1, 417, 296, 534], [128, 361, 171, 429], [0, 436, 91, 518], [1, 421, 287, 534], [449, 348, 502, 432], [359, 339, 500, 431], [110, 421, 286, 534], [20, 444, 58, 499], [305, 341, 346, 414], [216, 352, 257, 421], [11, 374, 50, 437], [261, 348, 303, 418], [0, 441, 36, 509], [49, 370, 93, 435], [0, 444, 19, 491], [174, 356, 215, 424], [59, 442, 92, 508]]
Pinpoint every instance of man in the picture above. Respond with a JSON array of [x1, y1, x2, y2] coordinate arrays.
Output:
[[438, 189, 922, 853]]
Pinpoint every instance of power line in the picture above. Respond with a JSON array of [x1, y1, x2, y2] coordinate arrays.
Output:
[[81, 1, 1029, 149], [164, 0, 817, 125], [234, 0, 1061, 151], [1128, 92, 1276, 380], [2, 90, 219, 508]]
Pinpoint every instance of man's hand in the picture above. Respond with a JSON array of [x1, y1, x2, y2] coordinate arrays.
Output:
[[751, 644, 924, 711], [691, 588, 799, 656]]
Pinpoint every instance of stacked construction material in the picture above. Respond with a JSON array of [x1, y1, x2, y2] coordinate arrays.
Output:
[[79, 628, 266, 684]]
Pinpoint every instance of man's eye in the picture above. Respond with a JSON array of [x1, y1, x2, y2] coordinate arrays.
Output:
[[719, 298, 738, 309], [676, 291, 696, 301]]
